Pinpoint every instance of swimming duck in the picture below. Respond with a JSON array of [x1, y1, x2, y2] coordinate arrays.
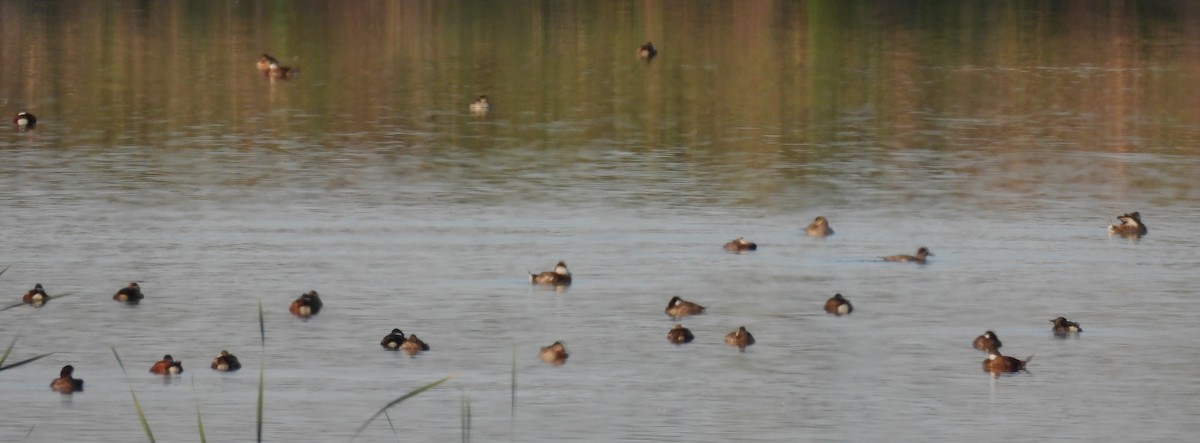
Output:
[[13, 111, 36, 129], [289, 290, 323, 318], [724, 326, 755, 348], [256, 54, 278, 71], [22, 283, 49, 306], [539, 341, 568, 365], [380, 328, 407, 350], [210, 350, 241, 372], [982, 351, 1032, 374], [469, 95, 490, 113], [530, 261, 572, 286], [665, 296, 706, 319], [667, 324, 694, 344], [723, 237, 757, 252], [637, 42, 658, 60], [823, 293, 852, 316], [267, 61, 297, 79], [400, 334, 430, 354], [972, 331, 1002, 353], [150, 355, 184, 375], [1108, 211, 1147, 237], [113, 282, 144, 303], [1050, 317, 1082, 335], [805, 216, 834, 237], [883, 247, 933, 263], [50, 365, 84, 393]]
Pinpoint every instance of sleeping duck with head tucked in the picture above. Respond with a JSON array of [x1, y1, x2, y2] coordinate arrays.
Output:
[[530, 261, 572, 286]]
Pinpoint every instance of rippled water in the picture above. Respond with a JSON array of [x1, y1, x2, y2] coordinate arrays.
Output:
[[4, 2, 1200, 442]]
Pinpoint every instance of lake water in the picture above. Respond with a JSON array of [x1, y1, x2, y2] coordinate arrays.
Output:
[[3, 1, 1200, 442]]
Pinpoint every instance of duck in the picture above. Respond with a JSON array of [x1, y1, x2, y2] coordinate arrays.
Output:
[[380, 328, 408, 350], [723, 237, 757, 252], [529, 261, 572, 286], [150, 355, 184, 375], [289, 290, 323, 318], [805, 216, 834, 237], [267, 61, 298, 79], [1050, 317, 1082, 335], [400, 334, 430, 354], [1108, 211, 1147, 237], [666, 324, 694, 344], [256, 53, 278, 71], [883, 247, 933, 263], [637, 42, 658, 60], [210, 350, 241, 372], [469, 95, 490, 113], [665, 296, 706, 319], [982, 351, 1032, 374], [50, 365, 84, 393], [13, 111, 36, 129], [972, 331, 1002, 353], [113, 282, 144, 303], [724, 326, 755, 348], [823, 293, 852, 316], [22, 283, 49, 306], [539, 341, 568, 365]]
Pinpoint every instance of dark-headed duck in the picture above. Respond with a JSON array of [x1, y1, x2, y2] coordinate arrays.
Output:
[[973, 331, 1002, 353], [530, 261, 572, 286], [13, 111, 36, 129], [1108, 211, 1147, 237], [883, 247, 933, 263], [539, 341, 568, 365], [256, 54, 278, 71], [982, 351, 1032, 374], [380, 328, 407, 350], [1051, 317, 1082, 335], [50, 365, 84, 393], [289, 290, 323, 318], [724, 326, 755, 348], [150, 355, 183, 375], [637, 42, 658, 60], [667, 324, 694, 344], [823, 293, 852, 316], [806, 216, 834, 237], [113, 282, 144, 303], [665, 296, 705, 319], [210, 350, 241, 372], [723, 237, 757, 252], [23, 283, 49, 306]]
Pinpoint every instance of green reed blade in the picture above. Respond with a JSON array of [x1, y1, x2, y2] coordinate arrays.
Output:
[[0, 301, 25, 312], [257, 300, 265, 443], [0, 352, 55, 372], [383, 409, 401, 442], [112, 347, 156, 442], [22, 425, 33, 442], [349, 375, 453, 442], [0, 265, 9, 278], [192, 376, 207, 443], [510, 345, 517, 432], [0, 334, 18, 367], [461, 388, 471, 443]]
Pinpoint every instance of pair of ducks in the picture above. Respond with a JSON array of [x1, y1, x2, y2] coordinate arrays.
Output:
[[256, 54, 297, 79], [148, 351, 244, 375], [663, 297, 755, 348], [12, 111, 36, 130], [380, 329, 430, 354], [973, 317, 1082, 374], [724, 216, 834, 251]]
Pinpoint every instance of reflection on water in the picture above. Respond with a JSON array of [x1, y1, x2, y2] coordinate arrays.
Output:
[[4, 1, 1200, 442]]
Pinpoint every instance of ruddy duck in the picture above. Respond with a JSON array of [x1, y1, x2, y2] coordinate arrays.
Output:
[[1050, 317, 1082, 335], [806, 216, 834, 237], [724, 326, 755, 348], [381, 328, 407, 350], [150, 355, 184, 375], [972, 331, 1002, 353], [1108, 211, 1147, 237], [665, 296, 706, 319], [267, 61, 297, 79], [400, 334, 430, 354], [13, 111, 36, 129], [289, 290, 323, 318], [530, 261, 572, 286], [50, 365, 84, 393], [113, 282, 144, 303], [210, 350, 241, 372], [637, 42, 658, 60], [823, 293, 852, 316], [667, 324, 694, 344], [539, 341, 568, 365], [23, 283, 49, 306], [256, 54, 278, 71], [723, 237, 757, 252], [982, 351, 1032, 374], [469, 95, 490, 113], [883, 247, 933, 263]]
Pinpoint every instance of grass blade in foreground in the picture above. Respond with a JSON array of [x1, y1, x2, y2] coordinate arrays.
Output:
[[383, 410, 402, 442], [0, 334, 54, 372], [257, 300, 265, 443], [192, 376, 207, 443], [112, 347, 156, 442], [349, 375, 453, 442], [511, 345, 517, 434], [461, 389, 471, 443]]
